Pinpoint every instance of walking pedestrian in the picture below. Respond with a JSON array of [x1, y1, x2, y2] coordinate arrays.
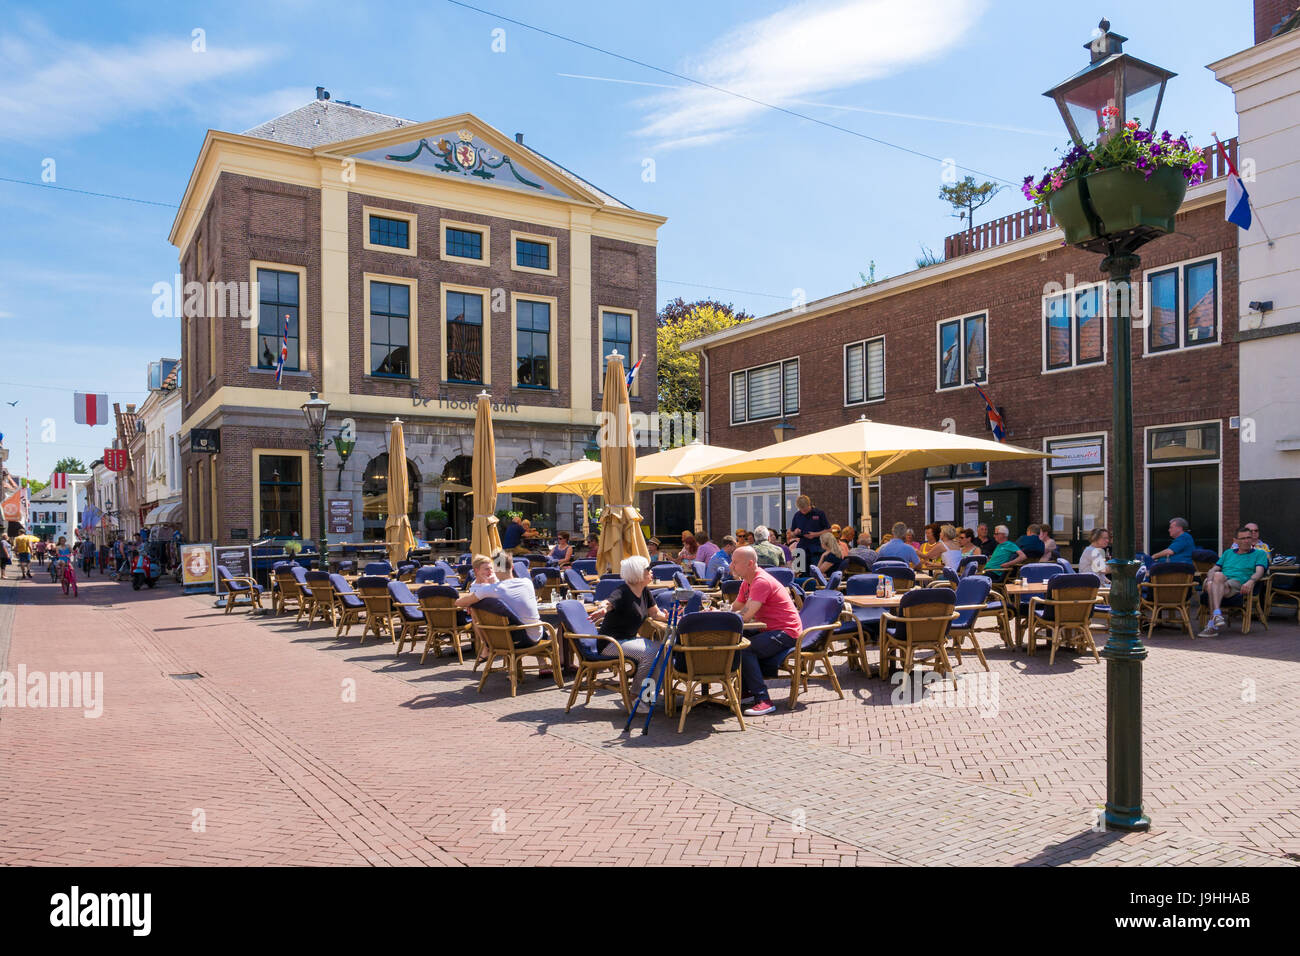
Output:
[[0, 534, 13, 579]]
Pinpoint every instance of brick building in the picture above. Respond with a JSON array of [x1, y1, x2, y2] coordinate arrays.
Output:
[[686, 171, 1244, 561], [169, 90, 663, 546]]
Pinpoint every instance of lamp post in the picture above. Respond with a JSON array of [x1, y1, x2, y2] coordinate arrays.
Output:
[[300, 391, 331, 571], [1044, 20, 1176, 833], [771, 417, 795, 535]]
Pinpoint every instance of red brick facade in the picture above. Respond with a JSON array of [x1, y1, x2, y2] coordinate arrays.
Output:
[[699, 201, 1240, 556]]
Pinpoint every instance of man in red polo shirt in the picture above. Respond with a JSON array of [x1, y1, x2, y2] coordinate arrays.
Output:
[[729, 546, 803, 716]]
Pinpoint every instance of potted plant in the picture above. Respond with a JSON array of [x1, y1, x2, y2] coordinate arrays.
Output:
[[423, 508, 447, 534], [1023, 122, 1209, 251]]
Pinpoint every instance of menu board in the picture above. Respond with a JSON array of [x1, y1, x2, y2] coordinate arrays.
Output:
[[214, 546, 253, 589], [180, 543, 215, 592], [328, 498, 354, 535]]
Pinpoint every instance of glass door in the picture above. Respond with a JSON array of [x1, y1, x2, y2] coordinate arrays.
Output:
[[1049, 472, 1105, 563]]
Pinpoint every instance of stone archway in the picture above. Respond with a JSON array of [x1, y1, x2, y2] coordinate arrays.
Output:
[[360, 453, 420, 542]]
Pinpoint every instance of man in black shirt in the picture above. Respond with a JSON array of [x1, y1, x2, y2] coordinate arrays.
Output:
[[789, 495, 831, 569], [974, 523, 997, 558]]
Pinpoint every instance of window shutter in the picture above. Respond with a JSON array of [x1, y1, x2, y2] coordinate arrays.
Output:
[[747, 365, 781, 420], [782, 360, 799, 415], [845, 343, 864, 403], [866, 339, 885, 399], [731, 372, 747, 422]]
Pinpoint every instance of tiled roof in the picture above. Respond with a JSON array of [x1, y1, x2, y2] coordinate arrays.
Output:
[[161, 361, 181, 391], [241, 99, 628, 209], [243, 99, 412, 149]]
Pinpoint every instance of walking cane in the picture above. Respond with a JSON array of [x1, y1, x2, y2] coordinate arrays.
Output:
[[622, 587, 694, 735]]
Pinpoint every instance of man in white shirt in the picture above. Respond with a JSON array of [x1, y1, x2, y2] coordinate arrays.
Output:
[[456, 552, 542, 643]]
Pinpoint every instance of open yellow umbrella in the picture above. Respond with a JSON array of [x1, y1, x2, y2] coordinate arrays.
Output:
[[629, 441, 761, 535], [708, 415, 1048, 536], [497, 458, 604, 541], [385, 419, 417, 565], [596, 354, 649, 573], [471, 392, 502, 557]]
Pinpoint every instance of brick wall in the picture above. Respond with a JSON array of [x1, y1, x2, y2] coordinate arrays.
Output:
[[702, 203, 1240, 550], [591, 237, 658, 415], [1255, 0, 1297, 42]]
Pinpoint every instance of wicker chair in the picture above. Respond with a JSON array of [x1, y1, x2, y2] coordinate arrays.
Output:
[[664, 612, 750, 733], [532, 566, 565, 601], [879, 589, 958, 687], [470, 597, 563, 697], [830, 574, 881, 673], [1025, 573, 1102, 664], [947, 576, 992, 671], [415, 585, 471, 663], [776, 591, 845, 709], [1138, 562, 1195, 639], [216, 565, 264, 614], [556, 600, 634, 713], [354, 576, 394, 643], [330, 573, 367, 637], [388, 580, 425, 652], [364, 561, 394, 577], [414, 565, 445, 585], [303, 571, 335, 627], [290, 565, 315, 623], [1266, 572, 1300, 624], [274, 565, 304, 616], [875, 565, 916, 592]]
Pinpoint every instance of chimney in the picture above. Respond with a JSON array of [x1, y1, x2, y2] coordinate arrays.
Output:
[[515, 132, 524, 144], [316, 86, 330, 101]]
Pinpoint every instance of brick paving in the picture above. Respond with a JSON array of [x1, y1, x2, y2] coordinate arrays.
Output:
[[0, 574, 1295, 866]]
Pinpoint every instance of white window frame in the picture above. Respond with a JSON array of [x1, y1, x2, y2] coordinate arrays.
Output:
[[1141, 252, 1222, 357], [1041, 280, 1107, 374], [730, 477, 800, 534], [730, 358, 799, 425], [1041, 432, 1108, 530], [843, 335, 886, 406], [935, 311, 988, 391]]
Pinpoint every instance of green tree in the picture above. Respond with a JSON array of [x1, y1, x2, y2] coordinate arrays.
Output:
[[939, 176, 1002, 236], [656, 298, 752, 419], [52, 457, 87, 474], [23, 478, 48, 494]]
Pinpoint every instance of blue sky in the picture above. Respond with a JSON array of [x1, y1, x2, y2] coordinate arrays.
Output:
[[0, 0, 1250, 480]]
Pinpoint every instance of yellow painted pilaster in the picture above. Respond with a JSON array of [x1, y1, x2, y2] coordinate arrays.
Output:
[[569, 209, 594, 404], [319, 173, 350, 397]]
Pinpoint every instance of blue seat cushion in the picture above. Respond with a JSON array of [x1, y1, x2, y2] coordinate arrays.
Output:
[[339, 593, 364, 609]]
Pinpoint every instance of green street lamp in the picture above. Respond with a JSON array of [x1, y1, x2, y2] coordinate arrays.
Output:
[[300, 391, 331, 571], [1044, 19, 1178, 834]]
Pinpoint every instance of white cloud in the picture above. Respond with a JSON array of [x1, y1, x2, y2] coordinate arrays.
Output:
[[636, 0, 987, 149], [0, 22, 275, 142]]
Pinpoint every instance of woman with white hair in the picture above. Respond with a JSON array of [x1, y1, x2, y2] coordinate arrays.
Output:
[[587, 554, 669, 694]]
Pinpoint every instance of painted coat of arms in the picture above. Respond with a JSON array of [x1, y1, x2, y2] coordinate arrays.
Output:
[[385, 129, 544, 189]]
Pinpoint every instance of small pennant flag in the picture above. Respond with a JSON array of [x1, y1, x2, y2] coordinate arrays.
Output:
[[51, 472, 68, 489], [275, 313, 289, 387], [973, 382, 1006, 442], [625, 354, 644, 389], [74, 392, 110, 426], [1214, 134, 1251, 231]]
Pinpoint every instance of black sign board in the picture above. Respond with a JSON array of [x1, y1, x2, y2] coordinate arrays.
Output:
[[214, 546, 253, 588], [191, 428, 220, 454], [230, 528, 249, 539]]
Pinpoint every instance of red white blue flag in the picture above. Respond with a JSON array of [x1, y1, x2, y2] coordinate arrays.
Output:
[[625, 354, 644, 389], [973, 382, 1006, 442], [1214, 134, 1252, 231], [275, 313, 289, 387]]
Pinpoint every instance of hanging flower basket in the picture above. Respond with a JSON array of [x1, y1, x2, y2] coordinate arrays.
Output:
[[1025, 123, 1207, 253]]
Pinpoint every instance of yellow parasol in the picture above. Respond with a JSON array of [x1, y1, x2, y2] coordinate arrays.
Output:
[[596, 354, 649, 573], [384, 419, 417, 565], [628, 441, 761, 535], [707, 416, 1048, 536], [497, 458, 603, 541], [470, 391, 502, 557]]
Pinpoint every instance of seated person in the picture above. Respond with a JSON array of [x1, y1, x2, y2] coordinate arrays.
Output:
[[1199, 527, 1270, 636], [974, 523, 997, 558], [1039, 526, 1060, 563], [456, 553, 542, 646], [876, 522, 921, 568], [677, 531, 698, 564], [501, 516, 527, 554], [985, 525, 1028, 578], [706, 535, 737, 581], [548, 531, 573, 567], [1077, 528, 1111, 586], [646, 537, 662, 560], [694, 533, 719, 569], [1245, 522, 1271, 555], [846, 532, 878, 569], [521, 519, 541, 542], [816, 531, 842, 576], [919, 523, 946, 565], [728, 547, 804, 717], [588, 555, 669, 693], [1016, 524, 1046, 563], [752, 526, 786, 568], [1150, 517, 1195, 564]]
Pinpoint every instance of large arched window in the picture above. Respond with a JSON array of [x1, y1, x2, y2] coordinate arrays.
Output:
[[361, 453, 419, 541]]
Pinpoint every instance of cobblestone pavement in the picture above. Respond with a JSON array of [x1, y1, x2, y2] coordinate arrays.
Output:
[[1, 575, 1294, 866]]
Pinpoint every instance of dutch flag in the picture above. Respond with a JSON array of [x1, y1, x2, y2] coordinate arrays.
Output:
[[625, 354, 644, 389], [275, 313, 289, 387], [973, 382, 1006, 442], [1215, 134, 1252, 231]]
